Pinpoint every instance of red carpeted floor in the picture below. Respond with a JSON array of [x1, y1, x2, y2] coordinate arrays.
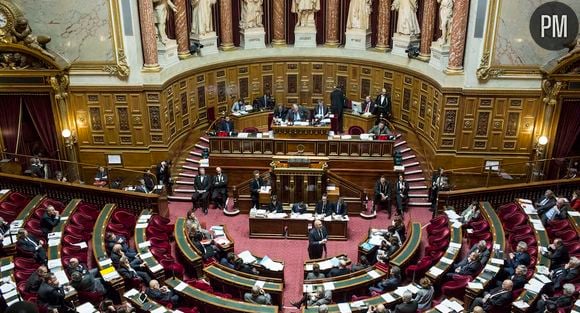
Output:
[[166, 201, 433, 312]]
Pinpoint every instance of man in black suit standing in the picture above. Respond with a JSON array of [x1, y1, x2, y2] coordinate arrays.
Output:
[[40, 205, 60, 236], [395, 174, 409, 215], [192, 167, 211, 214], [249, 170, 264, 209], [267, 195, 283, 213], [330, 85, 346, 133], [211, 167, 228, 209], [374, 88, 392, 122], [429, 168, 444, 214], [374, 175, 392, 217], [332, 197, 348, 216], [469, 279, 514, 312], [218, 116, 234, 133], [315, 194, 331, 215], [257, 90, 274, 110], [308, 219, 328, 259]]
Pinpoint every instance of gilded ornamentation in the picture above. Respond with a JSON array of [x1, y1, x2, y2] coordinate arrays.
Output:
[[541, 80, 563, 106], [0, 52, 50, 69], [419, 95, 426, 118], [197, 86, 206, 108], [148, 106, 161, 129], [105, 114, 115, 126], [102, 49, 130, 79], [402, 88, 411, 111], [89, 107, 103, 130], [50, 74, 69, 110], [117, 107, 130, 131], [476, 112, 490, 136], [505, 112, 519, 137], [477, 51, 505, 80], [463, 119, 472, 129], [132, 115, 142, 125], [9, 18, 55, 59], [443, 110, 456, 133]]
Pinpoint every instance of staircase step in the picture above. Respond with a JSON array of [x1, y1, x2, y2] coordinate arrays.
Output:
[[403, 161, 420, 167], [402, 155, 416, 161], [195, 143, 208, 150], [407, 177, 425, 182], [394, 140, 406, 148], [399, 147, 412, 154], [405, 169, 423, 175], [174, 188, 195, 193], [186, 158, 201, 164], [200, 137, 209, 143], [180, 165, 198, 171], [178, 173, 196, 178], [190, 151, 203, 157], [175, 180, 195, 185], [408, 193, 429, 198], [409, 201, 432, 206], [409, 185, 427, 190], [168, 195, 192, 201]]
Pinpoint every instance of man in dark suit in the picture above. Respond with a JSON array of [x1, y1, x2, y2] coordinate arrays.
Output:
[[328, 260, 350, 277], [26, 265, 48, 292], [447, 251, 481, 278], [313, 100, 329, 120], [292, 202, 308, 214], [308, 219, 328, 259], [470, 279, 514, 312], [544, 238, 569, 269], [429, 168, 444, 213], [369, 266, 401, 293], [393, 291, 418, 313], [331, 197, 348, 216], [273, 103, 287, 119], [40, 205, 60, 236], [507, 265, 528, 290], [286, 104, 308, 122], [362, 96, 375, 115], [135, 179, 149, 193], [374, 88, 392, 122], [192, 167, 211, 214], [105, 232, 136, 258], [267, 195, 283, 213], [38, 273, 71, 313], [70, 271, 106, 296], [536, 283, 575, 313], [549, 257, 579, 290], [395, 174, 409, 215], [256, 90, 275, 110], [66, 257, 99, 278], [368, 120, 390, 137], [191, 231, 216, 261], [249, 170, 264, 209], [16, 229, 47, 264], [330, 85, 346, 133], [146, 279, 179, 306], [218, 116, 234, 133], [156, 161, 171, 186], [315, 194, 332, 215], [374, 175, 392, 216], [504, 241, 531, 276], [143, 169, 156, 191], [211, 167, 228, 209], [535, 189, 557, 215]]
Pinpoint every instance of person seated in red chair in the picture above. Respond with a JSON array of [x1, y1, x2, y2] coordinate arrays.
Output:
[[469, 279, 514, 313], [459, 200, 480, 225], [191, 231, 216, 261], [368, 266, 401, 293], [26, 265, 48, 292], [146, 279, 179, 306], [66, 257, 100, 280], [38, 273, 74, 313], [105, 232, 136, 259], [393, 291, 418, 313], [543, 238, 570, 270], [547, 257, 579, 292], [40, 205, 61, 236], [535, 189, 557, 215], [243, 285, 272, 305], [446, 251, 481, 279], [503, 241, 531, 276], [368, 120, 390, 137], [570, 190, 580, 211], [117, 256, 151, 284], [496, 265, 527, 290], [16, 229, 47, 264], [470, 240, 491, 265], [70, 270, 106, 296], [535, 283, 575, 313], [93, 166, 108, 187]]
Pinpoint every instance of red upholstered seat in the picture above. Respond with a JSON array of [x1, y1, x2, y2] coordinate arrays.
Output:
[[502, 213, 528, 232], [65, 224, 92, 241], [469, 220, 490, 233], [441, 275, 472, 299], [348, 126, 364, 135], [25, 219, 44, 238], [554, 229, 579, 242], [40, 198, 65, 212], [17, 281, 36, 301], [498, 203, 519, 220], [0, 201, 18, 212], [429, 215, 449, 229], [243, 127, 259, 133], [14, 257, 39, 269], [106, 223, 131, 238], [76, 204, 100, 219], [112, 210, 137, 230], [8, 192, 29, 205], [566, 242, 580, 256], [405, 256, 433, 279]]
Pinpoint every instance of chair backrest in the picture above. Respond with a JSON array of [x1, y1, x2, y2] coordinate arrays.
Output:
[[243, 127, 259, 133], [348, 126, 364, 135]]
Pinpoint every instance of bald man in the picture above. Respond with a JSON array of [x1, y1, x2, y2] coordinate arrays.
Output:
[[469, 279, 513, 312], [308, 220, 328, 259], [211, 167, 228, 209]]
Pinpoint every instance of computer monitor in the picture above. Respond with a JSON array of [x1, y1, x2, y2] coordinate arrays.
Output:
[[351, 101, 362, 114]]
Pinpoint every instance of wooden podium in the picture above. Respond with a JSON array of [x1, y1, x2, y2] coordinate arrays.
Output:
[[270, 156, 328, 205], [271, 124, 330, 139]]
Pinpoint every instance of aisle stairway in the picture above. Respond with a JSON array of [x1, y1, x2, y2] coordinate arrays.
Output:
[[168, 136, 210, 201]]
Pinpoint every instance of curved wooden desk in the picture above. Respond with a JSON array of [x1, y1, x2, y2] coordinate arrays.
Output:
[[0, 256, 21, 308], [3, 194, 45, 254], [303, 254, 349, 278], [47, 199, 81, 266], [166, 277, 279, 313], [134, 210, 165, 280], [204, 264, 284, 306], [389, 222, 422, 269], [92, 203, 124, 294], [464, 202, 506, 308], [302, 265, 387, 303], [425, 212, 463, 284], [123, 288, 172, 313], [173, 217, 203, 278]]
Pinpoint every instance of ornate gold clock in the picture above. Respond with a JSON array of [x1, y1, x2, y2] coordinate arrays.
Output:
[[0, 1, 21, 37]]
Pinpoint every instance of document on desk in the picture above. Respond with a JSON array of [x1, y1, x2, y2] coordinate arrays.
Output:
[[0, 262, 15, 272], [568, 211, 580, 217], [175, 282, 188, 291], [513, 300, 530, 309], [467, 282, 484, 290], [238, 250, 257, 264], [444, 210, 460, 219], [440, 257, 453, 264], [254, 280, 265, 288], [149, 264, 163, 273], [124, 289, 139, 297], [381, 292, 397, 303], [428, 267, 444, 276], [138, 241, 151, 248], [0, 282, 14, 293], [367, 270, 381, 279], [151, 306, 166, 313], [338, 302, 352, 313], [323, 282, 335, 291], [47, 259, 62, 270], [76, 302, 97, 313]]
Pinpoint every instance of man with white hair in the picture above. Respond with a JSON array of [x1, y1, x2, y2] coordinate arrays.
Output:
[[318, 304, 329, 313], [243, 285, 272, 305], [393, 291, 418, 313], [469, 279, 513, 312], [308, 219, 328, 259], [504, 241, 530, 276], [536, 283, 575, 312]]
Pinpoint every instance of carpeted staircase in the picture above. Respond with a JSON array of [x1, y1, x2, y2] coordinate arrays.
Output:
[[168, 137, 210, 202]]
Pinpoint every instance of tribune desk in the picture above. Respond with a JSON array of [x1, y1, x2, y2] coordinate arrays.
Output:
[[249, 214, 348, 240]]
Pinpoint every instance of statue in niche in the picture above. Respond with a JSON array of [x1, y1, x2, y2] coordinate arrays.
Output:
[[291, 0, 320, 28], [191, 0, 217, 36], [346, 0, 373, 30], [436, 0, 453, 45], [240, 0, 263, 29], [391, 0, 421, 36], [11, 18, 55, 59], [152, 0, 177, 45]]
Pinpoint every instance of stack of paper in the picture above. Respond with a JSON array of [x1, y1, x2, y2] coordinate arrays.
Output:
[[444, 210, 460, 220], [337, 302, 352, 313], [151, 307, 166, 313], [254, 280, 265, 288], [0, 262, 14, 273], [175, 282, 188, 291], [47, 259, 62, 270], [440, 257, 453, 264], [323, 282, 335, 291], [513, 300, 530, 309], [0, 189, 10, 194], [568, 211, 580, 217], [367, 270, 381, 279], [76, 302, 97, 313], [150, 264, 163, 273], [138, 241, 151, 249], [136, 223, 148, 229], [467, 282, 484, 290], [238, 250, 257, 264], [303, 284, 314, 293], [2, 235, 17, 246], [428, 267, 444, 276], [381, 292, 397, 303], [54, 270, 69, 285], [124, 289, 139, 298]]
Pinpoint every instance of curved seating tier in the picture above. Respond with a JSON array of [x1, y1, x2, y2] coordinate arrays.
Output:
[[166, 277, 279, 313], [123, 288, 173, 313], [389, 223, 422, 269], [425, 214, 463, 284], [0, 256, 21, 308], [91, 203, 124, 293], [204, 263, 284, 305], [303, 254, 349, 278], [134, 210, 166, 281], [174, 217, 203, 278]]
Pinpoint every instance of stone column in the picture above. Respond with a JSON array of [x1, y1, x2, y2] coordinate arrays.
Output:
[[272, 0, 286, 46], [219, 0, 235, 50], [375, 0, 392, 51], [446, 0, 469, 72], [324, 0, 340, 47], [138, 0, 159, 69], [174, 0, 190, 59], [418, 0, 436, 60]]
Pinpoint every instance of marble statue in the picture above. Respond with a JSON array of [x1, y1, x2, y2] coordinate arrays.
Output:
[[191, 0, 217, 36], [436, 0, 453, 45], [153, 0, 177, 45], [346, 0, 373, 30], [240, 0, 263, 29], [11, 18, 55, 59], [291, 0, 320, 28], [391, 0, 421, 35]]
